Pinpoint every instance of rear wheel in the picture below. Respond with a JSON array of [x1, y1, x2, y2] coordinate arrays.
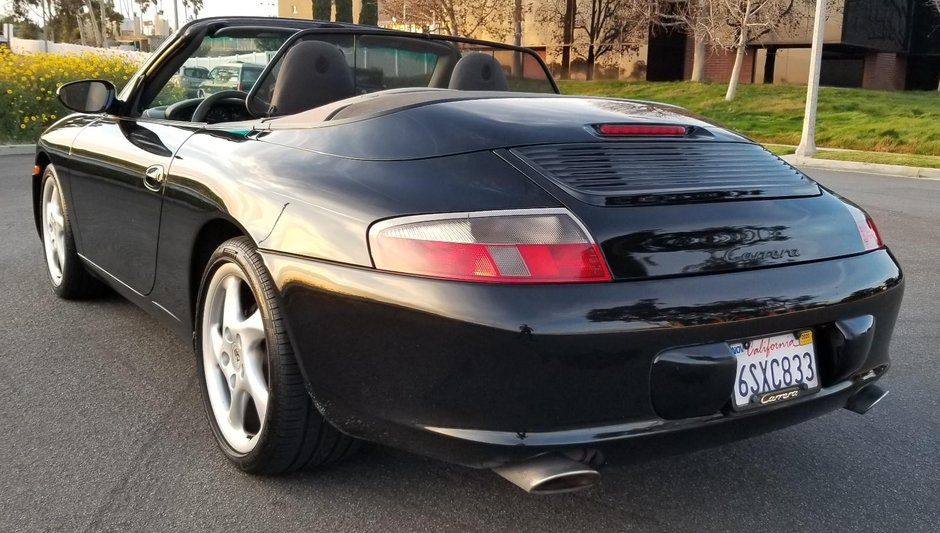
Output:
[[40, 164, 103, 299], [195, 237, 356, 474]]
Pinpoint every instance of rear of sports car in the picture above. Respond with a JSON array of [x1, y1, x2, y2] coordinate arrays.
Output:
[[254, 95, 903, 494]]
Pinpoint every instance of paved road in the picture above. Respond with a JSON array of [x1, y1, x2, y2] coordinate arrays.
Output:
[[1, 155, 937, 532]]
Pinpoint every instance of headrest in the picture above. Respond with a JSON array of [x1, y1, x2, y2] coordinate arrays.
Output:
[[270, 41, 356, 116], [448, 53, 509, 91]]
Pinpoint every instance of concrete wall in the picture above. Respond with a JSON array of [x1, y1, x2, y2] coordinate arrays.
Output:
[[9, 37, 150, 62], [758, 4, 845, 46], [278, 0, 314, 19]]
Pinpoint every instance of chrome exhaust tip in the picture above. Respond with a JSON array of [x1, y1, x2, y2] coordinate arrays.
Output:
[[493, 453, 600, 494], [845, 384, 889, 414]]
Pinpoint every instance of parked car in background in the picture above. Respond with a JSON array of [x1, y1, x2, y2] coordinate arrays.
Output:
[[179, 66, 210, 98], [196, 63, 264, 97]]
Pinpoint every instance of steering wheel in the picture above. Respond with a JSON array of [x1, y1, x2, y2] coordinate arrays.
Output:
[[192, 90, 249, 123], [163, 97, 202, 121]]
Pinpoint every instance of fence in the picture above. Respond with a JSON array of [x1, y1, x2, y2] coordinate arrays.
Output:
[[184, 52, 277, 70]]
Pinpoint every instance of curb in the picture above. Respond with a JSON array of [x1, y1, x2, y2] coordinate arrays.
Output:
[[0, 144, 35, 156], [782, 154, 940, 180]]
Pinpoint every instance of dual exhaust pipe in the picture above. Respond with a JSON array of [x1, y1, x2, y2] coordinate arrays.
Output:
[[494, 385, 888, 494]]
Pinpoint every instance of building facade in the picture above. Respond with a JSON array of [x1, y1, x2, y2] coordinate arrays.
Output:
[[635, 0, 940, 90], [519, 0, 940, 90]]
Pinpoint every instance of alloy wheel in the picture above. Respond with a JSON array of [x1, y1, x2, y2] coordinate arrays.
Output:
[[201, 263, 270, 454], [41, 177, 66, 286]]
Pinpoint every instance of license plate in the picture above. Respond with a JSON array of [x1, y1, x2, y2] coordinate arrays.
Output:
[[730, 330, 820, 410]]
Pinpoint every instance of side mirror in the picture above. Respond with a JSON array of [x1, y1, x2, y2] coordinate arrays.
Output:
[[57, 79, 116, 113]]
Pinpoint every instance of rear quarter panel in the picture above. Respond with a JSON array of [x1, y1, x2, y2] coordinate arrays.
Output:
[[149, 129, 561, 330]]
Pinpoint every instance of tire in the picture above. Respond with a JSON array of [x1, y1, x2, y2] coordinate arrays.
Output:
[[195, 236, 357, 474], [39, 164, 104, 299]]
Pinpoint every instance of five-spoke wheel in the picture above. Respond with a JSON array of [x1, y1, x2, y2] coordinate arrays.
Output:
[[202, 263, 270, 453], [196, 237, 356, 473], [41, 175, 66, 286], [39, 165, 102, 299]]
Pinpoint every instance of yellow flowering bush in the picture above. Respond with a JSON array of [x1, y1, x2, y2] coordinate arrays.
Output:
[[0, 47, 141, 143]]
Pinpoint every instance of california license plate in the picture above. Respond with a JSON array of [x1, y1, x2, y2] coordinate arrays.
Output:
[[730, 330, 820, 410]]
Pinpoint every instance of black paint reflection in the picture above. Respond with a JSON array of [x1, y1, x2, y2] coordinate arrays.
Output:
[[586, 295, 816, 326]]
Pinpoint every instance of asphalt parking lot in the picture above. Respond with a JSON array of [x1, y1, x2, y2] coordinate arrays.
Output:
[[1, 153, 937, 532]]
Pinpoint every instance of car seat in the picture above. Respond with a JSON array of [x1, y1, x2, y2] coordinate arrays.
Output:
[[270, 41, 356, 116]]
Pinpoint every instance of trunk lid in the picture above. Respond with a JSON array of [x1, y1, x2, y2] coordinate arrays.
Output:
[[500, 142, 867, 280]]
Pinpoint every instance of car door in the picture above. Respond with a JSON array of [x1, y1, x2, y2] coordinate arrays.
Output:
[[67, 117, 199, 295]]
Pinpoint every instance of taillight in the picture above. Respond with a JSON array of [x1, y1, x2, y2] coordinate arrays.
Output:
[[595, 124, 688, 136], [846, 204, 883, 251], [369, 209, 611, 283]]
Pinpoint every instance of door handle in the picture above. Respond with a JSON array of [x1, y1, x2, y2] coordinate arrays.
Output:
[[144, 165, 165, 192]]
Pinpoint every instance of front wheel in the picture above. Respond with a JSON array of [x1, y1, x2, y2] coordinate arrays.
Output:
[[40, 164, 103, 299], [195, 237, 356, 474]]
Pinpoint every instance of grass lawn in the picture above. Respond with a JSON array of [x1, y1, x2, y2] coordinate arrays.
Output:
[[813, 150, 940, 169], [557, 80, 940, 156], [764, 143, 940, 168], [765, 144, 796, 156]]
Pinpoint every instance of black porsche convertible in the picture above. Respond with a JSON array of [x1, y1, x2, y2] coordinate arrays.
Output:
[[33, 17, 903, 494]]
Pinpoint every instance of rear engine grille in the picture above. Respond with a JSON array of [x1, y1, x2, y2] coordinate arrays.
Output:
[[512, 142, 818, 205]]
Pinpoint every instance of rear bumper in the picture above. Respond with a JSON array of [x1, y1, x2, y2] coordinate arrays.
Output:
[[262, 249, 903, 468]]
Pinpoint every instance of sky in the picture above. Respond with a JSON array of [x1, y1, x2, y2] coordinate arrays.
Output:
[[113, 0, 277, 29], [11, 0, 282, 33]]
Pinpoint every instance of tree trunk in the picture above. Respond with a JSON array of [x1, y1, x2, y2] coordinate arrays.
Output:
[[512, 0, 523, 76], [725, 0, 752, 102], [40, 0, 49, 52], [76, 15, 86, 46], [312, 0, 331, 21], [586, 44, 595, 81], [690, 31, 706, 82], [359, 0, 378, 25], [335, 0, 352, 23], [84, 0, 102, 47], [99, 0, 108, 45], [561, 0, 575, 79]]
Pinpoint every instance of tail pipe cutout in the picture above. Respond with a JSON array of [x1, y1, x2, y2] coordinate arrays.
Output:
[[493, 451, 602, 494]]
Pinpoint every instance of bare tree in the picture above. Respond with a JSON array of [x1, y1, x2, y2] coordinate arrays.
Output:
[[723, 0, 755, 100], [561, 0, 576, 78], [381, 0, 513, 39], [536, 0, 575, 78], [655, 1, 808, 91], [539, 0, 654, 80], [575, 0, 655, 80], [692, 0, 803, 100], [653, 0, 710, 82]]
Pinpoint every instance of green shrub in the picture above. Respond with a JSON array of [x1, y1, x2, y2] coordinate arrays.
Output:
[[0, 48, 141, 143]]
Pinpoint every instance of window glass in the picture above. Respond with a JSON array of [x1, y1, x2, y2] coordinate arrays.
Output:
[[248, 33, 555, 117], [150, 34, 286, 108], [183, 67, 209, 79], [240, 66, 263, 85]]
